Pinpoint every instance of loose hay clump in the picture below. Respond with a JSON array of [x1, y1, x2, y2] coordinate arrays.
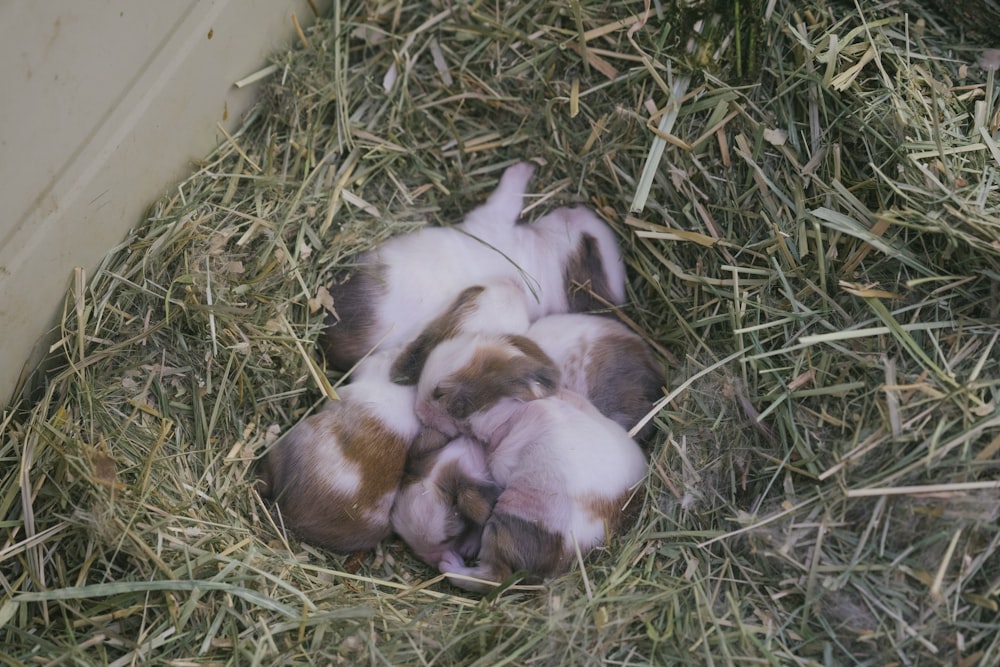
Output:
[[3, 0, 1000, 664]]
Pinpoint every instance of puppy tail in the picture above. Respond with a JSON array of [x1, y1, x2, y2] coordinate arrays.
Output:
[[464, 161, 535, 231]]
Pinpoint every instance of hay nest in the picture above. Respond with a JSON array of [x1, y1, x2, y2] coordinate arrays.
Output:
[[3, 0, 999, 663]]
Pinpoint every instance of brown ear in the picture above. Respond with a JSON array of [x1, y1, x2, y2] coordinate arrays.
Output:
[[503, 336, 560, 401], [391, 286, 486, 384], [564, 231, 613, 312], [455, 481, 501, 526], [404, 428, 452, 479]]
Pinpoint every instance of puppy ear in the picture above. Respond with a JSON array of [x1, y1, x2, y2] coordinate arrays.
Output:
[[455, 481, 501, 526], [408, 428, 450, 461], [503, 335, 561, 401], [564, 231, 613, 312], [391, 286, 486, 384]]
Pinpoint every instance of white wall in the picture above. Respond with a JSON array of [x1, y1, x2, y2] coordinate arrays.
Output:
[[0, 0, 329, 407]]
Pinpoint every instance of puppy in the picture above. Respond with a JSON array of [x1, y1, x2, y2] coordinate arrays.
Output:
[[319, 161, 626, 370], [525, 313, 664, 440], [415, 333, 648, 592], [257, 348, 420, 553], [390, 277, 531, 385], [390, 434, 500, 570]]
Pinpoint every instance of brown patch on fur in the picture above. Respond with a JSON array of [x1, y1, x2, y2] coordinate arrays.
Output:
[[265, 403, 410, 552], [436, 336, 560, 419], [564, 232, 613, 312], [585, 333, 664, 442], [391, 286, 486, 384], [439, 459, 502, 558], [583, 485, 645, 538], [504, 334, 559, 374], [476, 510, 568, 588], [319, 262, 387, 371], [453, 478, 500, 527], [334, 408, 410, 498]]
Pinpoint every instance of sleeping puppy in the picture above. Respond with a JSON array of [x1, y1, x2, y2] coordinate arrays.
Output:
[[257, 348, 420, 553], [414, 333, 648, 592], [524, 314, 664, 441], [319, 161, 626, 370], [390, 277, 531, 385], [390, 434, 501, 571]]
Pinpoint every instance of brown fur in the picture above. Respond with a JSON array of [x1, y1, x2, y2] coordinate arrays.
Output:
[[583, 485, 645, 539], [434, 335, 560, 418], [453, 475, 501, 527], [265, 404, 409, 552], [319, 264, 387, 371], [440, 460, 502, 557], [564, 232, 613, 312], [585, 333, 664, 441], [391, 286, 487, 384], [403, 428, 453, 479], [468, 510, 569, 591]]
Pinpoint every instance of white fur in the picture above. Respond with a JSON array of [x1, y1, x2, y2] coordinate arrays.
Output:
[[452, 278, 531, 336], [388, 278, 533, 387], [322, 162, 626, 369], [337, 350, 422, 436], [446, 389, 647, 590]]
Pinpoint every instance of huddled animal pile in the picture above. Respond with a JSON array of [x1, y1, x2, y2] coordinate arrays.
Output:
[[258, 162, 664, 592]]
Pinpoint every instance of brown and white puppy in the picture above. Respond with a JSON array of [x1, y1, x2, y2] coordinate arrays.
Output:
[[524, 314, 664, 441], [415, 334, 648, 592], [257, 348, 420, 553], [390, 435, 500, 570], [413, 333, 561, 439], [390, 277, 531, 385], [319, 161, 626, 370]]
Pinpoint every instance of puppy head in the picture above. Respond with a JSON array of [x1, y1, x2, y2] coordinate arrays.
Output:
[[392, 436, 500, 567], [415, 333, 560, 435], [391, 279, 530, 385]]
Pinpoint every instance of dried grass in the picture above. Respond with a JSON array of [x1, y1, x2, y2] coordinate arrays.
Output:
[[3, 0, 999, 664]]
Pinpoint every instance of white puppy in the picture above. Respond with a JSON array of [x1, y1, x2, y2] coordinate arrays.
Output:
[[319, 162, 626, 370]]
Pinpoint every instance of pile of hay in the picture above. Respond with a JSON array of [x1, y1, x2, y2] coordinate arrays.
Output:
[[3, 0, 999, 663]]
